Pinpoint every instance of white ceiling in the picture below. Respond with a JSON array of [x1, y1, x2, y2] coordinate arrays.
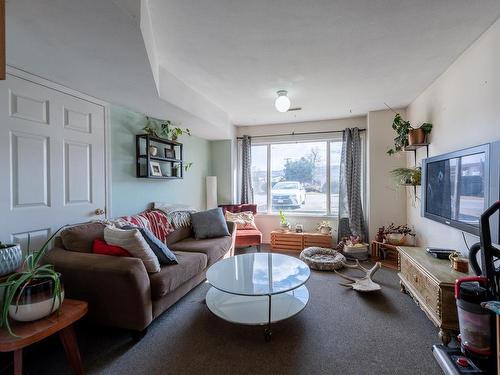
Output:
[[6, 0, 500, 136], [144, 0, 500, 126], [6, 0, 233, 139]]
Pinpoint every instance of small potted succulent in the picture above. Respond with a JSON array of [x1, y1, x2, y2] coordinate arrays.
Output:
[[278, 210, 290, 231], [317, 220, 332, 235], [387, 113, 432, 155], [0, 229, 64, 336]]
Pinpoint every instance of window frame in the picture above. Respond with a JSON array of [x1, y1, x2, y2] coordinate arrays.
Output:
[[237, 133, 366, 218]]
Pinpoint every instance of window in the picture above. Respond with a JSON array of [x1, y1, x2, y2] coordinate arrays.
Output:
[[270, 142, 327, 214], [246, 136, 363, 216]]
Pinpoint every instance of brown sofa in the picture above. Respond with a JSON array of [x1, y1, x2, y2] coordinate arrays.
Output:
[[44, 220, 236, 337]]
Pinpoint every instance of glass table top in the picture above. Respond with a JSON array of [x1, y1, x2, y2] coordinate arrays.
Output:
[[206, 253, 310, 296]]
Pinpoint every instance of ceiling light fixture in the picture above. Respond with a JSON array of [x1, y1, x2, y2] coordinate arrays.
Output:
[[274, 90, 291, 113]]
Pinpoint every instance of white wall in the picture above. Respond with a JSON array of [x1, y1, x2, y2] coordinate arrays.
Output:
[[236, 117, 366, 243], [406, 18, 500, 252], [367, 109, 408, 240]]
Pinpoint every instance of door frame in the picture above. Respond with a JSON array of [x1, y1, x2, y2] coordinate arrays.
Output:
[[6, 65, 113, 218]]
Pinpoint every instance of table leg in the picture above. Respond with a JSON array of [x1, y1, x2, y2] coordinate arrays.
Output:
[[59, 325, 84, 375], [439, 328, 451, 346], [13, 349, 22, 375], [264, 295, 272, 342]]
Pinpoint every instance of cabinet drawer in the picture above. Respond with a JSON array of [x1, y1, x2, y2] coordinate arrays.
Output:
[[400, 255, 441, 317]]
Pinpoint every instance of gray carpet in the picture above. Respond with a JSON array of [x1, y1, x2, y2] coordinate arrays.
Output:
[[21, 251, 442, 375]]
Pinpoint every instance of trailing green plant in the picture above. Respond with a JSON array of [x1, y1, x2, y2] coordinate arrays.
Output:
[[0, 227, 65, 336], [387, 113, 432, 155], [278, 210, 287, 225], [183, 162, 193, 172], [390, 167, 422, 186], [143, 116, 190, 141]]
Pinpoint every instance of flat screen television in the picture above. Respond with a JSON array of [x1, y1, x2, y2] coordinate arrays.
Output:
[[421, 141, 500, 244]]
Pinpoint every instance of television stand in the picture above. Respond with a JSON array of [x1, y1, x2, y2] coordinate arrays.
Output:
[[397, 246, 473, 345]]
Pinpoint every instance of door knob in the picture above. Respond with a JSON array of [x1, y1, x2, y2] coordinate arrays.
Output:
[[94, 208, 105, 215]]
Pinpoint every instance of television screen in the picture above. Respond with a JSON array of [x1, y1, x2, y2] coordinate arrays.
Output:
[[425, 152, 486, 227]]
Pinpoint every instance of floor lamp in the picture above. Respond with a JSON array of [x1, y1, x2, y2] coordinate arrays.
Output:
[[206, 176, 217, 209]]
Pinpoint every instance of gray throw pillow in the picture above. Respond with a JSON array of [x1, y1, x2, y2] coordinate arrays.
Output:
[[190, 208, 230, 240], [121, 225, 178, 265]]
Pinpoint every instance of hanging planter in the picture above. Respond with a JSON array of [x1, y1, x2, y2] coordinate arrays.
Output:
[[387, 114, 432, 155]]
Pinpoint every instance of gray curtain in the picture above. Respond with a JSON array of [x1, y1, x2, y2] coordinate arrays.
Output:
[[338, 128, 367, 241], [240, 135, 254, 204]]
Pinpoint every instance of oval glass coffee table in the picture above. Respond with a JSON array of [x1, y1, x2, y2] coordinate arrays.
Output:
[[206, 253, 311, 341]]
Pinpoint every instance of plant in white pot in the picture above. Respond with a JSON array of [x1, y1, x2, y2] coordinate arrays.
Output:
[[317, 221, 332, 235], [383, 223, 416, 245], [278, 210, 290, 231], [0, 229, 64, 336]]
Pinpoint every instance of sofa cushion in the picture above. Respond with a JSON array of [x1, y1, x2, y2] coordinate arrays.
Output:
[[122, 225, 178, 265], [104, 226, 160, 273], [165, 226, 193, 247], [169, 236, 232, 265], [190, 208, 230, 239], [235, 229, 262, 248], [92, 238, 131, 257], [61, 222, 106, 253], [149, 251, 207, 299]]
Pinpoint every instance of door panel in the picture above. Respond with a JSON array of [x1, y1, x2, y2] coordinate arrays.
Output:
[[0, 74, 106, 252], [11, 131, 50, 208], [64, 141, 92, 205]]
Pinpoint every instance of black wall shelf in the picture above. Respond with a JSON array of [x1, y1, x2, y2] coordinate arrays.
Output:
[[136, 134, 183, 179]]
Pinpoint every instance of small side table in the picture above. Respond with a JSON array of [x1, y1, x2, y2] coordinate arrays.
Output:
[[0, 299, 88, 375], [370, 241, 402, 269]]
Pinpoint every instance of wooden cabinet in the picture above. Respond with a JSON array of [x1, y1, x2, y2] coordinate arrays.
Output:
[[270, 231, 332, 251], [397, 246, 473, 345]]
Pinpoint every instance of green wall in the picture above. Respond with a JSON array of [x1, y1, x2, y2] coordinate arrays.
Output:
[[111, 106, 211, 217], [210, 140, 233, 205]]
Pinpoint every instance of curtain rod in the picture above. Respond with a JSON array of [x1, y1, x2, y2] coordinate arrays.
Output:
[[236, 128, 366, 140]]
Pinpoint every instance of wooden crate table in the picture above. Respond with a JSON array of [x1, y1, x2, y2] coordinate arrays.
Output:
[[370, 240, 404, 269], [271, 230, 332, 251], [0, 299, 88, 375], [397, 246, 474, 345]]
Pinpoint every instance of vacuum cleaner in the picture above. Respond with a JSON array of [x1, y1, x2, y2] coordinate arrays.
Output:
[[433, 201, 500, 374]]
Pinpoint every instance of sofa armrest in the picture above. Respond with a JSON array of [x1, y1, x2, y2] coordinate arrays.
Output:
[[44, 247, 153, 331], [226, 221, 237, 256]]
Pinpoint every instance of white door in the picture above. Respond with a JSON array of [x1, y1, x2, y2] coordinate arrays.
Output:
[[0, 74, 107, 252]]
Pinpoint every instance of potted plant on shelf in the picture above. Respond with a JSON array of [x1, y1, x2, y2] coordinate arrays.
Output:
[[278, 210, 290, 231], [317, 220, 332, 235], [0, 229, 64, 336], [390, 167, 422, 186], [169, 127, 191, 141], [387, 113, 432, 155], [143, 117, 191, 141], [383, 223, 416, 246]]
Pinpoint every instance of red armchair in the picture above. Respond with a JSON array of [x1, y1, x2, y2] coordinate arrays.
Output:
[[219, 204, 262, 252]]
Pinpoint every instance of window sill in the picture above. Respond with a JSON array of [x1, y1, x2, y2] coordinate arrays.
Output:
[[255, 212, 338, 219]]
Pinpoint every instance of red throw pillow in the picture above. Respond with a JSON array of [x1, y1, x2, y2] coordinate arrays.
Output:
[[92, 238, 131, 257]]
